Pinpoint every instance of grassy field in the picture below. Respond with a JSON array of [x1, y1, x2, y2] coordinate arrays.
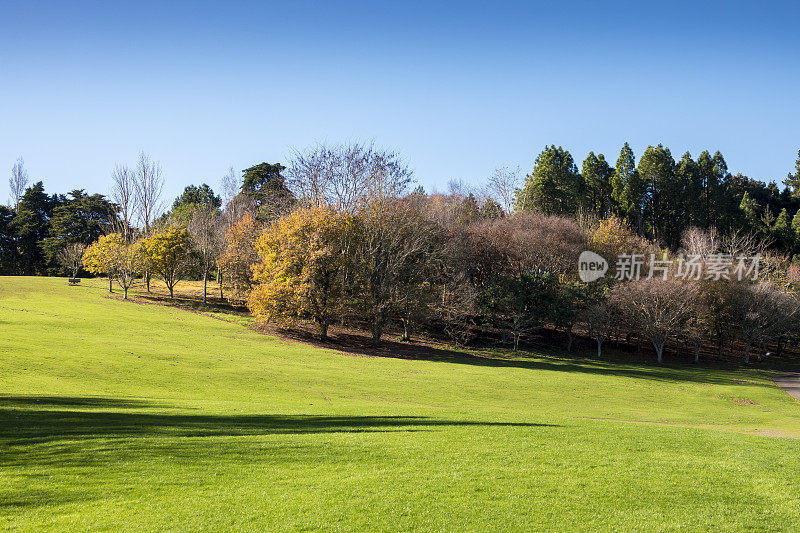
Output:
[[2, 276, 800, 531]]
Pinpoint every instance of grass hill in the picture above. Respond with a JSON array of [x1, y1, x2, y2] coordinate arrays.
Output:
[[2, 277, 800, 530]]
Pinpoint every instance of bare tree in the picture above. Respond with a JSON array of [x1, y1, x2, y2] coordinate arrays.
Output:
[[681, 226, 721, 259], [722, 229, 770, 259], [9, 157, 29, 212], [286, 142, 412, 214], [487, 165, 521, 216], [731, 282, 798, 363], [58, 243, 86, 279], [110, 164, 137, 242], [220, 166, 240, 207], [612, 279, 697, 363], [355, 198, 432, 346], [133, 151, 164, 235], [188, 207, 219, 305], [133, 152, 164, 292], [581, 301, 615, 358]]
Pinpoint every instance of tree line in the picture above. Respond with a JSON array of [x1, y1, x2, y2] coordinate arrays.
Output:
[[5, 143, 800, 363]]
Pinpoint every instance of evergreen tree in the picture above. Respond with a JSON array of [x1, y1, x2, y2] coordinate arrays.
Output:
[[792, 210, 800, 250], [773, 208, 793, 250], [785, 149, 800, 200], [516, 146, 582, 215], [0, 205, 17, 274], [739, 191, 761, 231], [10, 182, 58, 275], [637, 144, 676, 244], [582, 152, 612, 217], [675, 152, 701, 230], [612, 143, 644, 231], [240, 162, 295, 221], [41, 190, 116, 268]]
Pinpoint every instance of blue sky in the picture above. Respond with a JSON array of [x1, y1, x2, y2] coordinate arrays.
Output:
[[1, 0, 799, 204]]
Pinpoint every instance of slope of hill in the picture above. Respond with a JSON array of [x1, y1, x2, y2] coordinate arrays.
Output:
[[2, 277, 800, 530]]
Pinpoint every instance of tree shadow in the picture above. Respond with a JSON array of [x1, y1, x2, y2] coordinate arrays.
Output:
[[0, 396, 153, 409], [274, 327, 777, 388], [0, 396, 556, 449]]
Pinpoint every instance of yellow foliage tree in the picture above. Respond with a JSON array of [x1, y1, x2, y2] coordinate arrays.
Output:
[[141, 226, 190, 298], [83, 233, 143, 299], [83, 234, 117, 292], [248, 206, 352, 340]]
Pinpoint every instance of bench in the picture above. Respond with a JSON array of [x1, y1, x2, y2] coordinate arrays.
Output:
[[67, 278, 81, 286]]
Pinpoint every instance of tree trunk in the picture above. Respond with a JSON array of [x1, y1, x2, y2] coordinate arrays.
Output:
[[694, 345, 700, 364], [202, 269, 208, 305], [319, 320, 328, 341], [124, 285, 128, 300], [513, 332, 520, 352], [217, 270, 223, 299], [169, 284, 174, 299], [654, 341, 664, 363], [401, 318, 411, 342], [566, 326, 574, 352], [744, 342, 752, 364], [596, 338, 603, 358], [146, 270, 151, 292], [108, 276, 113, 292], [371, 322, 382, 347]]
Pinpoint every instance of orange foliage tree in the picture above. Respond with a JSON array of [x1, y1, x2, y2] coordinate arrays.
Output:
[[218, 212, 262, 304]]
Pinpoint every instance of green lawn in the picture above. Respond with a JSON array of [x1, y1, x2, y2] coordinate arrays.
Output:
[[2, 276, 800, 531]]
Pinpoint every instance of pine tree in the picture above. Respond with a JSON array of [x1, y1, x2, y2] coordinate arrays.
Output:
[[773, 208, 793, 249], [515, 146, 582, 215], [637, 144, 676, 244], [785, 149, 800, 199], [582, 152, 612, 217]]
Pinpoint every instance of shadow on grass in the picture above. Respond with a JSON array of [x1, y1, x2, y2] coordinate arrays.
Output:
[[0, 396, 153, 409], [275, 329, 774, 388], [110, 287, 787, 386], [0, 396, 555, 447]]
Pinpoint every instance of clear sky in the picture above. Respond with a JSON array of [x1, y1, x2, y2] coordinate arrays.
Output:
[[1, 0, 799, 204]]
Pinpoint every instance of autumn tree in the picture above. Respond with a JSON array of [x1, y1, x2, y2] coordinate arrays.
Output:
[[470, 212, 585, 349], [141, 226, 190, 298], [83, 234, 117, 291], [218, 211, 261, 303], [83, 233, 142, 298], [248, 206, 352, 340]]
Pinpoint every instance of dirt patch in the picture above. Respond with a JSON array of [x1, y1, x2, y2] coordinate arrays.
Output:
[[573, 416, 672, 426], [749, 429, 797, 439], [731, 379, 761, 385], [732, 398, 760, 406]]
